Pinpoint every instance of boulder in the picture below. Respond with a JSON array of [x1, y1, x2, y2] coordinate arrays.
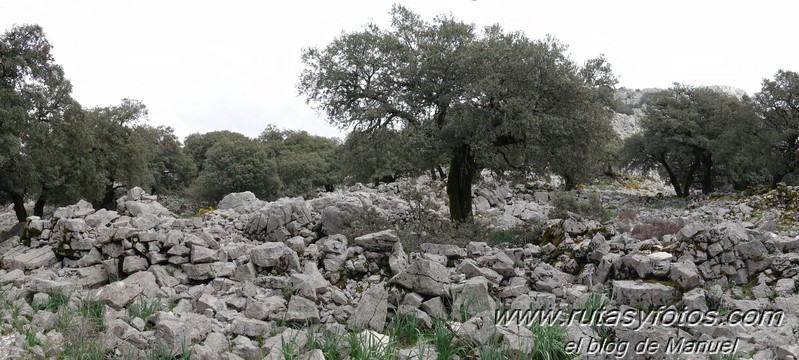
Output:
[[348, 282, 388, 332], [391, 258, 451, 297]]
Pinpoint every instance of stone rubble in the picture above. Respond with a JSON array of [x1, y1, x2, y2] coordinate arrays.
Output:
[[0, 181, 797, 358]]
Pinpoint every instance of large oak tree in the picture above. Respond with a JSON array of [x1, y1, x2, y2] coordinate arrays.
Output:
[[299, 6, 617, 221]]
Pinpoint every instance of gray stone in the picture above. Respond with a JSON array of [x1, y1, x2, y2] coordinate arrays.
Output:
[[391, 258, 450, 297], [182, 262, 236, 281], [244, 296, 286, 321], [612, 280, 681, 308], [451, 276, 497, 319], [122, 256, 149, 274], [190, 246, 218, 264], [348, 282, 388, 332], [217, 192, 263, 214], [232, 317, 272, 337], [670, 261, 701, 290], [354, 230, 400, 252], [250, 242, 300, 272], [286, 296, 320, 324], [245, 199, 312, 241], [2, 246, 57, 271]]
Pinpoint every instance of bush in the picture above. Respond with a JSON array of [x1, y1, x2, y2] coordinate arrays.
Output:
[[548, 191, 609, 222]]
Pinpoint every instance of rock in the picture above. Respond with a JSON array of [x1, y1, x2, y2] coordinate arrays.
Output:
[[217, 192, 263, 214], [53, 200, 95, 219], [353, 230, 400, 252], [245, 199, 312, 241], [190, 246, 218, 264], [496, 323, 535, 357], [250, 242, 300, 272], [122, 256, 149, 274], [612, 280, 681, 308], [775, 279, 795, 296], [153, 314, 190, 356], [94, 271, 159, 310], [348, 282, 388, 332], [2, 246, 57, 271], [451, 276, 497, 319], [391, 258, 451, 297], [244, 296, 286, 321], [285, 296, 320, 324], [182, 262, 236, 281], [670, 261, 701, 290], [232, 317, 272, 337]]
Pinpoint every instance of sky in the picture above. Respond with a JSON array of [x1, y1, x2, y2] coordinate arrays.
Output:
[[1, 1, 796, 142]]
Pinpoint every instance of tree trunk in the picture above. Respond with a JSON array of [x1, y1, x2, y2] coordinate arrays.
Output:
[[563, 174, 575, 190], [97, 184, 117, 211], [446, 143, 477, 222], [681, 156, 701, 196], [436, 165, 446, 180], [658, 158, 684, 197], [33, 192, 47, 217], [772, 172, 786, 188], [11, 192, 27, 223], [700, 154, 714, 194]]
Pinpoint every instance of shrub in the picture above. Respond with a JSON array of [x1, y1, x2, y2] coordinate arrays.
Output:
[[549, 191, 609, 222]]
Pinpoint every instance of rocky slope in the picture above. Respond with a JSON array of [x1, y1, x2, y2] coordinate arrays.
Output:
[[0, 178, 797, 359]]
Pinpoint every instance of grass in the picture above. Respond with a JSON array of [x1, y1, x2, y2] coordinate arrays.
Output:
[[389, 310, 422, 346], [529, 322, 574, 360], [80, 298, 107, 332], [31, 287, 71, 312], [127, 296, 163, 323]]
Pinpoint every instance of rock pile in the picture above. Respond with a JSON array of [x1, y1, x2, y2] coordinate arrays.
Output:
[[0, 183, 798, 358]]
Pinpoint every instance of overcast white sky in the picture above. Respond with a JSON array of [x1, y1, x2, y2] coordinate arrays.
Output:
[[1, 1, 796, 142]]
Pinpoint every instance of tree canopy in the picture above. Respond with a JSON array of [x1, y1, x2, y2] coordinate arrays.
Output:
[[621, 85, 761, 195], [0, 24, 90, 221], [299, 5, 617, 220], [754, 70, 799, 185]]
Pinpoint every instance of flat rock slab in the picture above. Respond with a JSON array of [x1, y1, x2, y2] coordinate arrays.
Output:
[[613, 280, 681, 308], [391, 258, 450, 297], [2, 246, 57, 271]]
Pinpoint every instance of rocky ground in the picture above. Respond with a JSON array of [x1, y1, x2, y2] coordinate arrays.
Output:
[[0, 175, 798, 359]]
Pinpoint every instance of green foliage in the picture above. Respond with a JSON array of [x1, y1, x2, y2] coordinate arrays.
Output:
[[86, 98, 156, 209], [136, 125, 197, 194], [188, 136, 281, 202], [259, 126, 342, 197], [548, 191, 609, 222], [754, 70, 799, 185], [299, 5, 617, 221], [528, 322, 574, 360], [31, 287, 70, 311], [183, 130, 250, 173], [621, 85, 761, 195], [0, 24, 95, 221], [80, 298, 107, 332], [127, 296, 163, 322]]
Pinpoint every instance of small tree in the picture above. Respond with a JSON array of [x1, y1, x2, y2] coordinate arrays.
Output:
[[190, 137, 281, 201], [259, 126, 341, 197]]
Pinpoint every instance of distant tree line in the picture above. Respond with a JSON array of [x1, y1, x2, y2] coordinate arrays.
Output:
[[2, 11, 799, 224]]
